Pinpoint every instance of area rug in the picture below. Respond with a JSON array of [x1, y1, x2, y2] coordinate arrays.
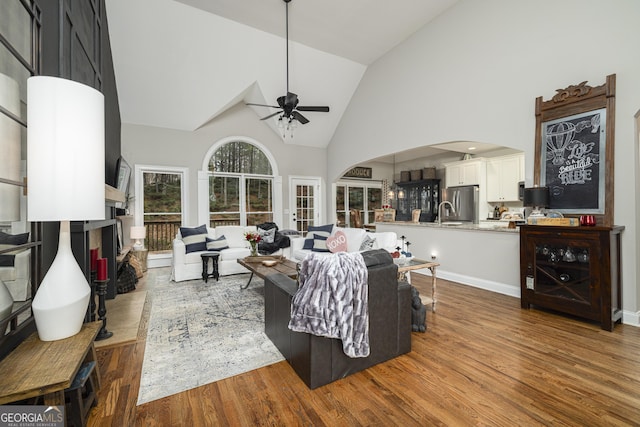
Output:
[[137, 272, 284, 405]]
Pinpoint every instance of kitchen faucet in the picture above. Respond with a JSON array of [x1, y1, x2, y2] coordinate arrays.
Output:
[[437, 201, 456, 225]]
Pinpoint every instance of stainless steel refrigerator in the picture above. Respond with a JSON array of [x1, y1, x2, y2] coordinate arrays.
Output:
[[441, 185, 479, 223]]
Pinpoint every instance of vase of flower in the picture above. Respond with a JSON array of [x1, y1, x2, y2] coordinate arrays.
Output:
[[245, 231, 261, 257]]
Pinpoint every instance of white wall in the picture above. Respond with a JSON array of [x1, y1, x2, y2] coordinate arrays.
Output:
[[121, 103, 327, 226], [329, 0, 640, 321]]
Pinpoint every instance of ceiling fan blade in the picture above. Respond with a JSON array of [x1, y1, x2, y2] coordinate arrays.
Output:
[[292, 111, 309, 124], [260, 111, 283, 121], [285, 92, 298, 106], [297, 106, 330, 112], [246, 102, 279, 108]]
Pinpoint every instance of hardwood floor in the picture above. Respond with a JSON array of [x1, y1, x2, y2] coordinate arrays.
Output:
[[87, 273, 640, 426]]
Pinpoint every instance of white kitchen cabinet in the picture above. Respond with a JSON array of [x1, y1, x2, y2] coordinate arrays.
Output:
[[486, 153, 523, 202], [445, 159, 484, 187]]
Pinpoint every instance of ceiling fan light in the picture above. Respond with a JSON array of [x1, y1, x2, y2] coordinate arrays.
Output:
[[277, 116, 285, 129]]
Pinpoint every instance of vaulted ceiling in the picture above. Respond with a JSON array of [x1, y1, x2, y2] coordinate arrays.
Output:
[[105, 0, 458, 148]]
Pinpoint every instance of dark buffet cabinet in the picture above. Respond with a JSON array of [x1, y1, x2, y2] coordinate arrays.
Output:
[[519, 225, 623, 331], [395, 179, 440, 222]]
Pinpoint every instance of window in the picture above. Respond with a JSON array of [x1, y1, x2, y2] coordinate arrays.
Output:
[[142, 171, 184, 252], [207, 140, 275, 226], [0, 0, 39, 232], [0, 0, 41, 353], [335, 181, 383, 227]]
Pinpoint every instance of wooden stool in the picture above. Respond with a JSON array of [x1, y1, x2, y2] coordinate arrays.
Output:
[[201, 252, 220, 283], [64, 361, 98, 427]]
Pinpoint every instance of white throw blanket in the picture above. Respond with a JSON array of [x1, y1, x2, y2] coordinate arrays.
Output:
[[288, 252, 369, 358]]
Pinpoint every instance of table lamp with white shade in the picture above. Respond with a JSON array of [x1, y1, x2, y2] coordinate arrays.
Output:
[[27, 76, 105, 341], [130, 225, 146, 250]]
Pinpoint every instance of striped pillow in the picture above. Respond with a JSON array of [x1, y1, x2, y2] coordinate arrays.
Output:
[[303, 224, 334, 250], [180, 225, 208, 253], [311, 234, 330, 252], [206, 235, 229, 251]]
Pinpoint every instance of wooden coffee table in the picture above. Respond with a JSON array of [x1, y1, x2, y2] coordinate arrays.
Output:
[[237, 257, 299, 289]]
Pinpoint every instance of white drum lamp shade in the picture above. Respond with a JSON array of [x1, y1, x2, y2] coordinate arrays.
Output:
[[27, 76, 105, 341], [130, 225, 146, 250], [0, 73, 22, 221]]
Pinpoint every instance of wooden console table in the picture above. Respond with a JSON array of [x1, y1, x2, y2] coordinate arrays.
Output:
[[0, 321, 102, 405]]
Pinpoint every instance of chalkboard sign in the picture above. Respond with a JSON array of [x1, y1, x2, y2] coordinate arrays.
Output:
[[540, 108, 606, 214]]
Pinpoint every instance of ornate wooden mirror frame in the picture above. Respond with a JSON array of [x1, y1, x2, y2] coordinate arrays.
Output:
[[534, 74, 616, 227]]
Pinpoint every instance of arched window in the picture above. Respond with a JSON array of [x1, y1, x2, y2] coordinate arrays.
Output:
[[205, 138, 276, 226]]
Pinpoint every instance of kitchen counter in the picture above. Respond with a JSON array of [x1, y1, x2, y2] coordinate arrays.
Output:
[[376, 221, 521, 298], [383, 221, 520, 232]]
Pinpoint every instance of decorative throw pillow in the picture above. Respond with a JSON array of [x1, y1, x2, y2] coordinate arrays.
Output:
[[258, 227, 276, 244], [206, 235, 229, 251], [180, 224, 208, 253], [359, 234, 376, 251], [311, 234, 330, 252], [326, 230, 348, 253], [0, 231, 29, 245], [303, 224, 333, 250]]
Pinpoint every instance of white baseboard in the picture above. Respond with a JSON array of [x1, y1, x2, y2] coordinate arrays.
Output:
[[622, 310, 640, 327], [148, 253, 171, 269], [412, 268, 520, 298]]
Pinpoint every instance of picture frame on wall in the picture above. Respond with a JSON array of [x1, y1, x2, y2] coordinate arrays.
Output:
[[534, 75, 616, 226]]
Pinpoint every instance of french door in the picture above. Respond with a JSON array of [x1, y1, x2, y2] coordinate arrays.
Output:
[[289, 177, 321, 233], [134, 165, 188, 259]]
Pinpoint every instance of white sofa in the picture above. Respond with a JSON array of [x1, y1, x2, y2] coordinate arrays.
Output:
[[290, 226, 398, 262], [0, 248, 31, 301], [171, 225, 257, 282]]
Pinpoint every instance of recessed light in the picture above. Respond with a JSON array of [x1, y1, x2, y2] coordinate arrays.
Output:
[[468, 147, 476, 150]]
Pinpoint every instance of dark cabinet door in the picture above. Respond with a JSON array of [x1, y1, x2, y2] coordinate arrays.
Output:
[[520, 225, 623, 331], [395, 179, 440, 222]]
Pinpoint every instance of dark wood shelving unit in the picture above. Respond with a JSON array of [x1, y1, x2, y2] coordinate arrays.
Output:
[[519, 225, 624, 331], [395, 179, 440, 222]]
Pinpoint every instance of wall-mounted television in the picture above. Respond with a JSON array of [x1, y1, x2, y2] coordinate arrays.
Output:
[[115, 156, 131, 212]]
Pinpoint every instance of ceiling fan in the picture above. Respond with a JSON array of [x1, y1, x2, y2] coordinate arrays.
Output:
[[246, 0, 329, 136]]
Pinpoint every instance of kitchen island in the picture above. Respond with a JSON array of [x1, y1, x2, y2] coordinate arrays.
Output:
[[376, 221, 521, 297]]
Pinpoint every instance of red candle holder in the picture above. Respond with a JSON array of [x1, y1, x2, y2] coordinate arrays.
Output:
[[580, 215, 596, 226]]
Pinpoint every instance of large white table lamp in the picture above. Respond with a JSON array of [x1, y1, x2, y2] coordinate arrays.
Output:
[[27, 76, 105, 341]]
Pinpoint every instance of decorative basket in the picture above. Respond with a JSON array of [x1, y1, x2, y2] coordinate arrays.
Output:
[[410, 170, 422, 181], [422, 167, 436, 179], [400, 171, 411, 182]]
